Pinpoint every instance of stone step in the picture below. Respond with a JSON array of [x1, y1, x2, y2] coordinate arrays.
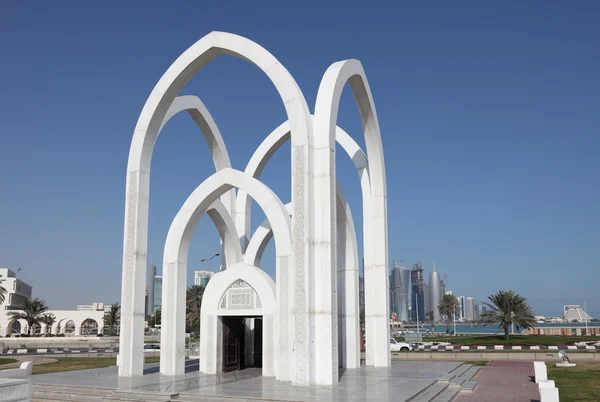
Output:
[[32, 389, 105, 401], [439, 364, 470, 382], [103, 398, 170, 402], [461, 381, 478, 393], [407, 382, 449, 402], [32, 384, 114, 396], [451, 366, 480, 387], [108, 391, 176, 401], [430, 384, 460, 402], [176, 394, 301, 402]]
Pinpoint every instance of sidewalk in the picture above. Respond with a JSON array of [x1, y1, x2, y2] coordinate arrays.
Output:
[[455, 361, 539, 402]]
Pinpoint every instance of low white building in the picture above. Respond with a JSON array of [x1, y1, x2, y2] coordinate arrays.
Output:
[[0, 268, 105, 336]]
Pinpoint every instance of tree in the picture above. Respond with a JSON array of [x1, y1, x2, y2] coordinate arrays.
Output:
[[479, 290, 537, 339], [359, 307, 365, 331], [148, 308, 161, 328], [427, 310, 435, 336], [103, 302, 120, 336], [0, 279, 6, 304], [7, 298, 49, 335], [186, 285, 205, 333], [438, 294, 460, 334], [41, 314, 56, 335]]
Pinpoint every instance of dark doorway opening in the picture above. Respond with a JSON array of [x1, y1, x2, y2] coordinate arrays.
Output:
[[222, 316, 263, 373]]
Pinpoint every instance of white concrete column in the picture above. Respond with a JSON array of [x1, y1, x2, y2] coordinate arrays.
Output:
[[119, 170, 149, 377], [262, 314, 274, 377], [370, 195, 391, 367], [310, 146, 338, 385], [199, 314, 220, 374], [75, 326, 82, 336], [289, 143, 312, 387], [160, 259, 187, 375], [336, 193, 360, 369]]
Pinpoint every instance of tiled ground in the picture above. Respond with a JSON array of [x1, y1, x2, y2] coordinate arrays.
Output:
[[32, 360, 462, 401], [455, 361, 540, 402]]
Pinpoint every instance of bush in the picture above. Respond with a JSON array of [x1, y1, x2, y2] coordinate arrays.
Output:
[[96, 334, 104, 337], [56, 334, 65, 337], [46, 334, 55, 337]]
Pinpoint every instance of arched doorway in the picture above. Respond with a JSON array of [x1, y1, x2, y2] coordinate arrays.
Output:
[[64, 320, 75, 334], [199, 263, 276, 377], [9, 320, 21, 335], [80, 319, 99, 335]]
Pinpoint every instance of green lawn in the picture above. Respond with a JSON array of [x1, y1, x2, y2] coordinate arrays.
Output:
[[548, 362, 600, 402], [422, 335, 594, 346], [33, 358, 117, 375], [32, 356, 161, 375], [466, 361, 489, 366], [0, 358, 18, 365]]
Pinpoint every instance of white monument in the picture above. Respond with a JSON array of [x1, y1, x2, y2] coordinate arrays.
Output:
[[118, 31, 390, 386]]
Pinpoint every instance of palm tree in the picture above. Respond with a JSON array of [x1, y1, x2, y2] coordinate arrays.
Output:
[[438, 294, 460, 334], [148, 308, 161, 328], [186, 285, 205, 333], [0, 279, 6, 304], [427, 310, 435, 336], [41, 314, 56, 335], [7, 298, 49, 335], [479, 290, 537, 339], [103, 302, 120, 336]]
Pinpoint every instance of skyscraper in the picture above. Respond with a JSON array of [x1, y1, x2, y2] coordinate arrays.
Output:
[[194, 270, 213, 287], [429, 266, 442, 323], [153, 276, 163, 314], [410, 261, 424, 322], [465, 297, 475, 322], [457, 296, 465, 321], [423, 283, 430, 317], [390, 261, 410, 322]]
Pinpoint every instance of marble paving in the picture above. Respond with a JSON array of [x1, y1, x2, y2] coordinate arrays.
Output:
[[32, 360, 462, 401]]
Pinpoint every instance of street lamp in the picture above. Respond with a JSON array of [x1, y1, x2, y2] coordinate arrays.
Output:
[[200, 253, 220, 263], [453, 303, 457, 336], [200, 253, 221, 272]]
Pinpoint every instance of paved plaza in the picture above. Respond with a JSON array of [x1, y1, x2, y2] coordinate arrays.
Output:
[[32, 360, 464, 401], [455, 361, 540, 402]]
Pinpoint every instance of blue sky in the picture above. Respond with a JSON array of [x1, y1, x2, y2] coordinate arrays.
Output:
[[0, 2, 598, 317]]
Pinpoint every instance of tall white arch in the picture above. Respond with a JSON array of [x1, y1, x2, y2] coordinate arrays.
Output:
[[314, 59, 389, 369], [120, 31, 313, 379], [159, 168, 293, 379]]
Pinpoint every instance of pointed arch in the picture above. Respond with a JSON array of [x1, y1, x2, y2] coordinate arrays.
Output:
[[200, 262, 276, 376], [314, 59, 389, 369], [235, 117, 370, 250], [159, 168, 292, 377], [120, 31, 313, 378]]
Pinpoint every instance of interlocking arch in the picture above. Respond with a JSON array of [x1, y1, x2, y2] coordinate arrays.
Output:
[[119, 32, 390, 386], [120, 31, 314, 378], [159, 168, 292, 377]]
